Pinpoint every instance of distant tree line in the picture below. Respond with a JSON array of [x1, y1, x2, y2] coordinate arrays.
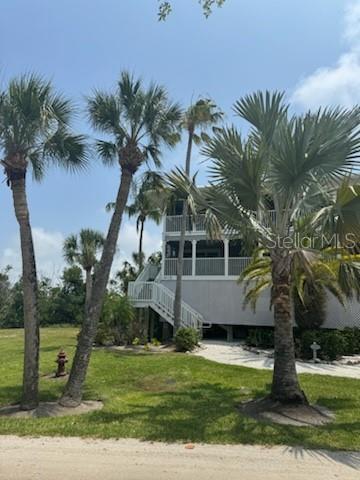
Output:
[[0, 265, 85, 328]]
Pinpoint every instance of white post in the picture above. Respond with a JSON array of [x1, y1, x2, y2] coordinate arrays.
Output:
[[161, 216, 166, 278], [224, 238, 229, 277], [192, 240, 197, 277]]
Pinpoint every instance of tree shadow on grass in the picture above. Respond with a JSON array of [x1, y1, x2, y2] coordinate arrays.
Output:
[[0, 385, 22, 406], [81, 383, 358, 450], [0, 382, 65, 407]]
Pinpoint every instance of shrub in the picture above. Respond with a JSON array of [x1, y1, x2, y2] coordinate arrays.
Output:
[[151, 337, 161, 347], [174, 327, 200, 352], [342, 328, 360, 355], [298, 329, 351, 361], [294, 284, 327, 330], [95, 293, 135, 346], [321, 331, 348, 360], [246, 328, 274, 348], [94, 322, 115, 346]]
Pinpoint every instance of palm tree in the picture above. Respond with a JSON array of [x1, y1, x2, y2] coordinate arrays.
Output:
[[173, 99, 222, 332], [59, 72, 181, 407], [0, 74, 87, 410], [239, 247, 360, 329], [168, 92, 360, 404], [107, 171, 165, 270], [63, 229, 104, 310]]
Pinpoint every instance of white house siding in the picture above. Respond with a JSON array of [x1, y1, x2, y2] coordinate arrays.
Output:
[[160, 279, 360, 329], [161, 280, 273, 326], [324, 296, 360, 329]]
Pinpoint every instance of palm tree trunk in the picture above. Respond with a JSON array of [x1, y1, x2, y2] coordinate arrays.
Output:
[[59, 169, 133, 407], [9, 170, 39, 410], [138, 218, 145, 270], [270, 248, 307, 404], [84, 268, 93, 313], [173, 131, 193, 333]]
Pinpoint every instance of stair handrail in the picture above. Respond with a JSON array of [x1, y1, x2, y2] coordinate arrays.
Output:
[[128, 280, 203, 330], [135, 264, 160, 283]]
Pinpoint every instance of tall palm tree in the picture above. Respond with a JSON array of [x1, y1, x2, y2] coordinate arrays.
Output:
[[63, 229, 104, 310], [0, 74, 87, 410], [60, 72, 181, 407], [107, 171, 166, 270], [173, 99, 222, 332], [168, 92, 360, 404]]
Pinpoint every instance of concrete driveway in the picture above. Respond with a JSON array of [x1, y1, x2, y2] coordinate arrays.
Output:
[[194, 341, 360, 379]]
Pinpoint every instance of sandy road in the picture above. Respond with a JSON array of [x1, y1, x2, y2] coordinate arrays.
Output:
[[0, 435, 359, 480]]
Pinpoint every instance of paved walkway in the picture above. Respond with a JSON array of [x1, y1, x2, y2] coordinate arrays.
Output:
[[194, 341, 360, 379], [0, 435, 359, 480]]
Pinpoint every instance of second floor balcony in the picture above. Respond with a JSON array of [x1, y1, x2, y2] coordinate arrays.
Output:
[[165, 214, 206, 233], [165, 211, 277, 234]]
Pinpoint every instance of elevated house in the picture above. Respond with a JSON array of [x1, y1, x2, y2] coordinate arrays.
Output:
[[128, 202, 360, 340]]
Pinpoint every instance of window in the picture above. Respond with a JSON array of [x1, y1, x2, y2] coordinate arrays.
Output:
[[196, 240, 224, 258], [165, 241, 192, 258]]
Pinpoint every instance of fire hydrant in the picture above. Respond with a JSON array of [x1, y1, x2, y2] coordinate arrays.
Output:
[[55, 349, 68, 377]]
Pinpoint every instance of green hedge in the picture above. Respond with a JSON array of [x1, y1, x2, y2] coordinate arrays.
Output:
[[245, 326, 360, 361], [246, 328, 274, 348]]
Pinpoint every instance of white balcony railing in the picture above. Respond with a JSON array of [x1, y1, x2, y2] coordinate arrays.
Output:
[[163, 256, 251, 277], [228, 257, 251, 276], [165, 216, 192, 233], [196, 257, 225, 276], [165, 211, 277, 233], [165, 215, 206, 233], [164, 258, 192, 276]]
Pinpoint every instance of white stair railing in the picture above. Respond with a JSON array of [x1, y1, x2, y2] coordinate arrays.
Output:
[[128, 281, 203, 330], [135, 264, 160, 283]]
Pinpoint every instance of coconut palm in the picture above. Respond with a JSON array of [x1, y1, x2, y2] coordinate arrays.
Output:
[[173, 99, 222, 332], [107, 171, 166, 270], [60, 72, 181, 406], [168, 91, 360, 404], [63, 229, 105, 310], [0, 74, 87, 410]]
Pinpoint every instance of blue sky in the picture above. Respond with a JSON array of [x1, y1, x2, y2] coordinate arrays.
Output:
[[0, 0, 358, 281]]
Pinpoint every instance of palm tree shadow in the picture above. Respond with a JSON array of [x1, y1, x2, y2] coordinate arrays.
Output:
[[85, 382, 269, 442], [283, 445, 360, 471]]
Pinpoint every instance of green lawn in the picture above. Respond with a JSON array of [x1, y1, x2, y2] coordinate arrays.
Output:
[[0, 327, 359, 451]]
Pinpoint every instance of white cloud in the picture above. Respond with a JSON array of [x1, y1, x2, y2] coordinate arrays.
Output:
[[1, 222, 162, 283], [0, 228, 65, 282], [112, 222, 162, 272], [292, 1, 360, 109]]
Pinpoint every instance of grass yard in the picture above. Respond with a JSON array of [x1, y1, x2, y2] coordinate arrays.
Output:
[[0, 327, 359, 451]]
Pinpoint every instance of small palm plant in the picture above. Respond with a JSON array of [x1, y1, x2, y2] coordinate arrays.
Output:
[[0, 74, 87, 409], [240, 247, 360, 330], [173, 99, 223, 332], [60, 72, 181, 406], [168, 91, 360, 404], [63, 229, 105, 310]]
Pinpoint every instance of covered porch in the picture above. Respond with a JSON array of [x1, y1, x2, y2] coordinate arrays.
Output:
[[163, 239, 251, 278]]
